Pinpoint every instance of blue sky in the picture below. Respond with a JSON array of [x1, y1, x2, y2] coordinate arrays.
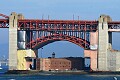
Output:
[[0, 0, 120, 59]]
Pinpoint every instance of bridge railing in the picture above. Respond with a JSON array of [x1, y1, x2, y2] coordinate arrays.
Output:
[[108, 22, 120, 29]]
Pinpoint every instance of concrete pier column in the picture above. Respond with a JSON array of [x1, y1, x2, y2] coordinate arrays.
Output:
[[98, 15, 112, 71], [9, 12, 18, 70]]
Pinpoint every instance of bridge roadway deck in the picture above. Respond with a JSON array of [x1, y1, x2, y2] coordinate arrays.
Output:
[[1, 18, 120, 31]]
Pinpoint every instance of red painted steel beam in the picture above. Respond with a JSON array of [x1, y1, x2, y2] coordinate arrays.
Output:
[[18, 19, 98, 24], [0, 19, 9, 28], [18, 19, 98, 31], [108, 21, 120, 24], [0, 14, 9, 19]]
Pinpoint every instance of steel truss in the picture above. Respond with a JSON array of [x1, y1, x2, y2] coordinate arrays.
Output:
[[1, 13, 120, 49]]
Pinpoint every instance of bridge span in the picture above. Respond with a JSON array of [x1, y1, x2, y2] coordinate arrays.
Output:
[[0, 12, 120, 71]]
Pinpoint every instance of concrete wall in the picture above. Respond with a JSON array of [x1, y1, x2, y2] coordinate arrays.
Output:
[[90, 31, 98, 50], [17, 49, 36, 70], [84, 50, 97, 71], [107, 50, 120, 71], [116, 51, 120, 71], [107, 50, 116, 71]]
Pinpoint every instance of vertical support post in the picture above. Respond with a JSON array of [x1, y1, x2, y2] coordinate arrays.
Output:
[[30, 31, 32, 49], [84, 23, 86, 48], [9, 12, 18, 70], [33, 49, 38, 70]]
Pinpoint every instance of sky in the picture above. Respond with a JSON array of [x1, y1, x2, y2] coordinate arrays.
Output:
[[0, 0, 120, 59]]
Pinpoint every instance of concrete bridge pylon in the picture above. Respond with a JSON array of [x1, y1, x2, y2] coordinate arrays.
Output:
[[9, 12, 25, 70], [9, 12, 18, 70], [98, 15, 111, 71], [98, 15, 120, 71], [84, 15, 120, 71]]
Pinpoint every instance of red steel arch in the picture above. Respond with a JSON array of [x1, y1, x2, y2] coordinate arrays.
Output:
[[26, 34, 90, 49]]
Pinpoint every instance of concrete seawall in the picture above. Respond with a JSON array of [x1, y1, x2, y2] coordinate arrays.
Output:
[[5, 70, 120, 75]]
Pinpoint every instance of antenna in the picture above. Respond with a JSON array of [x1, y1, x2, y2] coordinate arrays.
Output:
[[48, 15, 49, 20], [78, 16, 80, 20], [42, 14, 44, 20], [73, 14, 74, 20]]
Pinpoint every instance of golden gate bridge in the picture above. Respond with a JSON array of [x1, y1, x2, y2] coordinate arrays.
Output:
[[0, 12, 120, 71]]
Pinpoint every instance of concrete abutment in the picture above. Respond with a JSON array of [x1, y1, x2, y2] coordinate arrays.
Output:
[[9, 12, 38, 70], [97, 15, 120, 71], [84, 15, 120, 71]]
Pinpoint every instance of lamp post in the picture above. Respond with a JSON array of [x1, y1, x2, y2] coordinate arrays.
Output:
[[41, 47, 43, 58]]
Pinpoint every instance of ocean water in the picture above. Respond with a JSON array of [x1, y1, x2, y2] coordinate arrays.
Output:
[[0, 68, 120, 80], [0, 74, 120, 80]]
